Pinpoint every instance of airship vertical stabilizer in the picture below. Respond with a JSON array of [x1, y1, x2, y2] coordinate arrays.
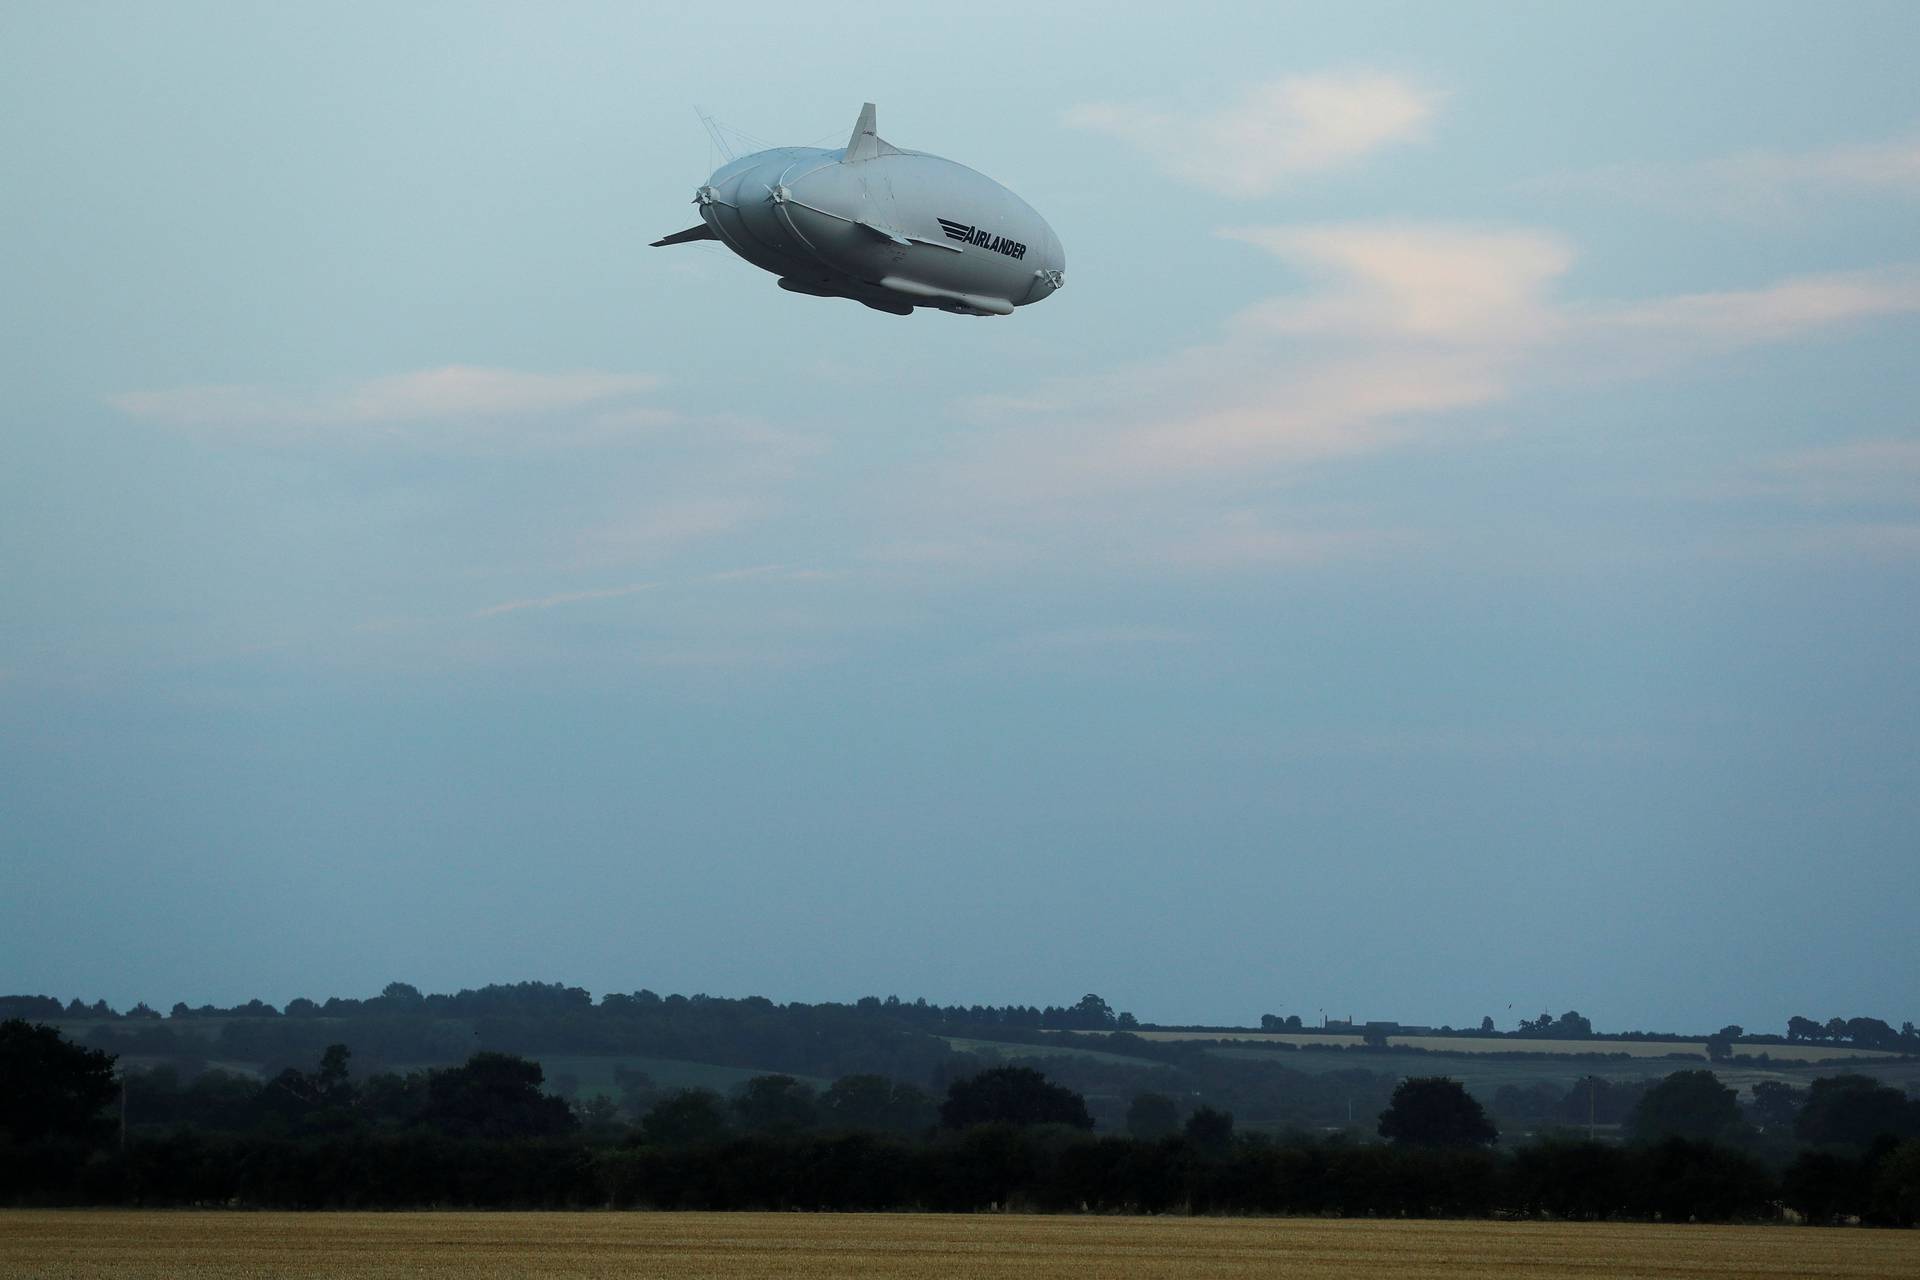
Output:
[[843, 102, 898, 163]]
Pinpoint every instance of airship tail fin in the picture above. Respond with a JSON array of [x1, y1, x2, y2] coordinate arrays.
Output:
[[843, 102, 899, 162], [651, 224, 717, 248]]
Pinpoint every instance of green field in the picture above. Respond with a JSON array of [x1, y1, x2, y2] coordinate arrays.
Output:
[[3, 1210, 1915, 1279], [531, 1054, 832, 1100], [939, 1036, 1172, 1070], [1203, 1044, 1920, 1097]]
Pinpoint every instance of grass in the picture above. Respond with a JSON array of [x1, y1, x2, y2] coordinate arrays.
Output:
[[3, 1210, 1916, 1278]]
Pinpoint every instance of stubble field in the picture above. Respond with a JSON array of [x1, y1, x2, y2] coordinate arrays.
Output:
[[3, 1211, 1917, 1279]]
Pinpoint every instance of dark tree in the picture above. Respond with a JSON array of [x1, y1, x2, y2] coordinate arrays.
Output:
[[1556, 1076, 1645, 1128], [1627, 1070, 1744, 1144], [1795, 1075, 1920, 1150], [1479, 1016, 1496, 1034], [1843, 1017, 1899, 1050], [1377, 1077, 1497, 1148], [0, 997, 65, 1020], [819, 1074, 935, 1134], [640, 1088, 729, 1145], [1749, 1081, 1805, 1133], [417, 1051, 576, 1140], [259, 1042, 357, 1134], [1125, 1091, 1180, 1140], [939, 1067, 1093, 1130], [1070, 994, 1116, 1028], [730, 1074, 818, 1134], [572, 1093, 626, 1139], [1557, 1011, 1593, 1037], [1782, 1149, 1867, 1224], [1184, 1105, 1235, 1151], [0, 1019, 119, 1143], [1874, 1141, 1920, 1227], [1786, 1015, 1821, 1042], [612, 1066, 659, 1121]]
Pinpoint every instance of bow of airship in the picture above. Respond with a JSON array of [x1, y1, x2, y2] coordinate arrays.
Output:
[[651, 103, 1065, 317]]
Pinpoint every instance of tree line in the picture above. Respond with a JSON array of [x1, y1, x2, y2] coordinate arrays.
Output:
[[0, 985, 1136, 1033], [4, 1018, 1917, 1224], [12, 985, 1915, 1049]]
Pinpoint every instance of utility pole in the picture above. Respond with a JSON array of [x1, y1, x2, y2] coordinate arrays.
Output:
[[119, 1072, 128, 1153]]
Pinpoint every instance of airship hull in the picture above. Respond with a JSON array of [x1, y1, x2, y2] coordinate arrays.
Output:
[[656, 105, 1064, 317]]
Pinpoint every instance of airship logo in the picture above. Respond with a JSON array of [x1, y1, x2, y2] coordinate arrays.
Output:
[[937, 218, 1029, 261]]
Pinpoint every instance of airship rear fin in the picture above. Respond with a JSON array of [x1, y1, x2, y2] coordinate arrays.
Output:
[[843, 102, 899, 162], [650, 224, 717, 248]]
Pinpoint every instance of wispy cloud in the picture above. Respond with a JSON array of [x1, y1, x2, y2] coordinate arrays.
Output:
[[1222, 224, 1573, 344], [473, 581, 659, 618], [111, 365, 665, 448], [1587, 268, 1920, 345], [1733, 437, 1920, 507], [952, 223, 1572, 496], [470, 564, 825, 622], [1530, 131, 1920, 220], [1713, 521, 1920, 561], [575, 498, 770, 567], [1005, 624, 1200, 655], [935, 221, 1920, 569], [1149, 512, 1412, 570], [1065, 73, 1441, 197]]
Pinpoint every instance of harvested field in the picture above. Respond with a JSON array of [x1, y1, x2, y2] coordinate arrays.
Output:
[[3, 1211, 1915, 1279]]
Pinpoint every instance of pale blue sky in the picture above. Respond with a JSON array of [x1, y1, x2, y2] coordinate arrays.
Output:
[[3, 2, 1917, 1032]]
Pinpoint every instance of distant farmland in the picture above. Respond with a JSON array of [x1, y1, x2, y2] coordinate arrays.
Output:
[[4, 1211, 1916, 1279], [1098, 1030, 1900, 1062]]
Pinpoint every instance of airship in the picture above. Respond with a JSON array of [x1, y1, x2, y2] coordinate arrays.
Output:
[[652, 103, 1065, 317]]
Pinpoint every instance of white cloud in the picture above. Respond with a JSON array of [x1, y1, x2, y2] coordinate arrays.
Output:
[[473, 581, 659, 618], [1222, 224, 1573, 344], [951, 223, 1572, 495], [576, 498, 769, 565], [1723, 522, 1920, 560], [1532, 131, 1920, 219], [1768, 437, 1920, 479], [1738, 437, 1920, 507], [1148, 512, 1411, 570], [110, 365, 664, 447], [1008, 625, 1200, 654], [1587, 268, 1920, 345], [1065, 73, 1441, 197], [935, 219, 1920, 572]]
